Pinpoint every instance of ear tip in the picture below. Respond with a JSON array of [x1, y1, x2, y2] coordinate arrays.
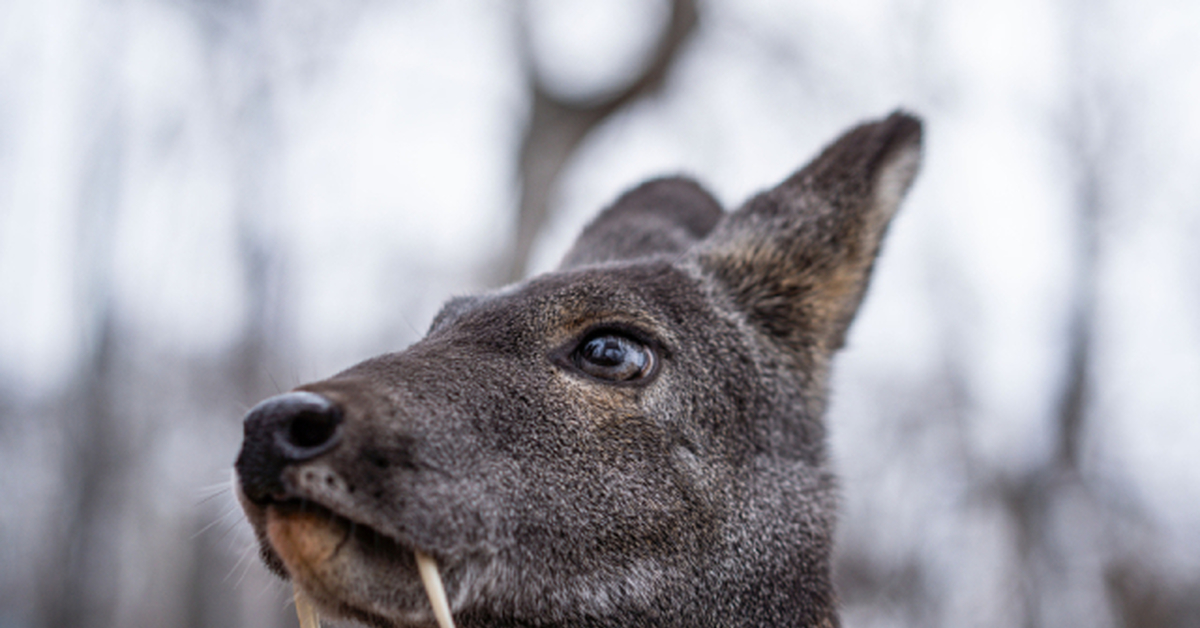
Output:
[[630, 176, 719, 204], [883, 110, 924, 150], [862, 110, 923, 183]]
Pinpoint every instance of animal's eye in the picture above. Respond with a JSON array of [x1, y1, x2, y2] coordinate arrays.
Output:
[[572, 333, 654, 382]]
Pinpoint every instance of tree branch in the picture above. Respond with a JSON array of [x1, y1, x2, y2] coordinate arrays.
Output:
[[503, 0, 698, 284]]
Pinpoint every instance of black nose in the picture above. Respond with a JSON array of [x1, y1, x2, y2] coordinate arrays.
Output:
[[235, 391, 343, 502]]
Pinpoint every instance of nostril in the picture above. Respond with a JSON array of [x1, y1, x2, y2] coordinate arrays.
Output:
[[270, 394, 343, 461], [244, 391, 343, 461], [287, 409, 339, 450], [236, 390, 344, 503]]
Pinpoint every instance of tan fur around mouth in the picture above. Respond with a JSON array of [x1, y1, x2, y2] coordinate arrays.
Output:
[[267, 509, 340, 628], [266, 509, 342, 586], [268, 508, 455, 628]]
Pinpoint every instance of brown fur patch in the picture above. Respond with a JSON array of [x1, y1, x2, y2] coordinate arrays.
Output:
[[266, 508, 345, 593]]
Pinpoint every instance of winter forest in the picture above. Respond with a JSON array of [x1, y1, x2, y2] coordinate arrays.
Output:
[[2, 0, 1199, 626]]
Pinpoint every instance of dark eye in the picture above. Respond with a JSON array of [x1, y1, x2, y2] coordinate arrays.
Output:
[[572, 333, 654, 382]]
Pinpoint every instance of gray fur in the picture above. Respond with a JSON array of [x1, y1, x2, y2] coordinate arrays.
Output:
[[235, 111, 923, 627], [560, 177, 724, 269]]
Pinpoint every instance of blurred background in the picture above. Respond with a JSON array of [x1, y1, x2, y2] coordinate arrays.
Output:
[[2, 0, 1199, 626]]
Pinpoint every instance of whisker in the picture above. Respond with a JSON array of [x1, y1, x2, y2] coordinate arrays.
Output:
[[225, 541, 258, 585], [232, 549, 259, 590], [196, 489, 233, 507], [192, 504, 240, 540]]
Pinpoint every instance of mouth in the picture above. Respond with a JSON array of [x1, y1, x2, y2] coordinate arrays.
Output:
[[241, 493, 433, 627], [264, 498, 412, 571]]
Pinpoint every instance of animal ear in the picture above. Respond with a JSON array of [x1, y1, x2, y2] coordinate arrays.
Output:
[[559, 177, 724, 269], [693, 111, 922, 355]]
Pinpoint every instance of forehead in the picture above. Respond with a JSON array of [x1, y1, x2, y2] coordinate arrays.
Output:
[[432, 260, 704, 346]]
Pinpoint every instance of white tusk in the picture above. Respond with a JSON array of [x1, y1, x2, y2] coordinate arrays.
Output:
[[415, 550, 457, 628], [294, 584, 321, 628]]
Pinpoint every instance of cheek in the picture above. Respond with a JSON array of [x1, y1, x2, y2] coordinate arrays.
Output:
[[559, 376, 644, 426]]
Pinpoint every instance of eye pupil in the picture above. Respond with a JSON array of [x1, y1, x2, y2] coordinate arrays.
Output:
[[572, 333, 653, 382], [585, 338, 625, 367]]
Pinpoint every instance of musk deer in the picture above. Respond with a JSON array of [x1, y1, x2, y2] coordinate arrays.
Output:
[[235, 111, 923, 627]]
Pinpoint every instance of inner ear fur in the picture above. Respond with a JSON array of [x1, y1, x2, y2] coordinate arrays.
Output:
[[694, 111, 923, 355], [559, 177, 725, 269]]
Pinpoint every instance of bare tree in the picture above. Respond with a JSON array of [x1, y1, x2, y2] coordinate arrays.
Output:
[[503, 0, 698, 283], [994, 3, 1122, 626], [35, 109, 127, 628]]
